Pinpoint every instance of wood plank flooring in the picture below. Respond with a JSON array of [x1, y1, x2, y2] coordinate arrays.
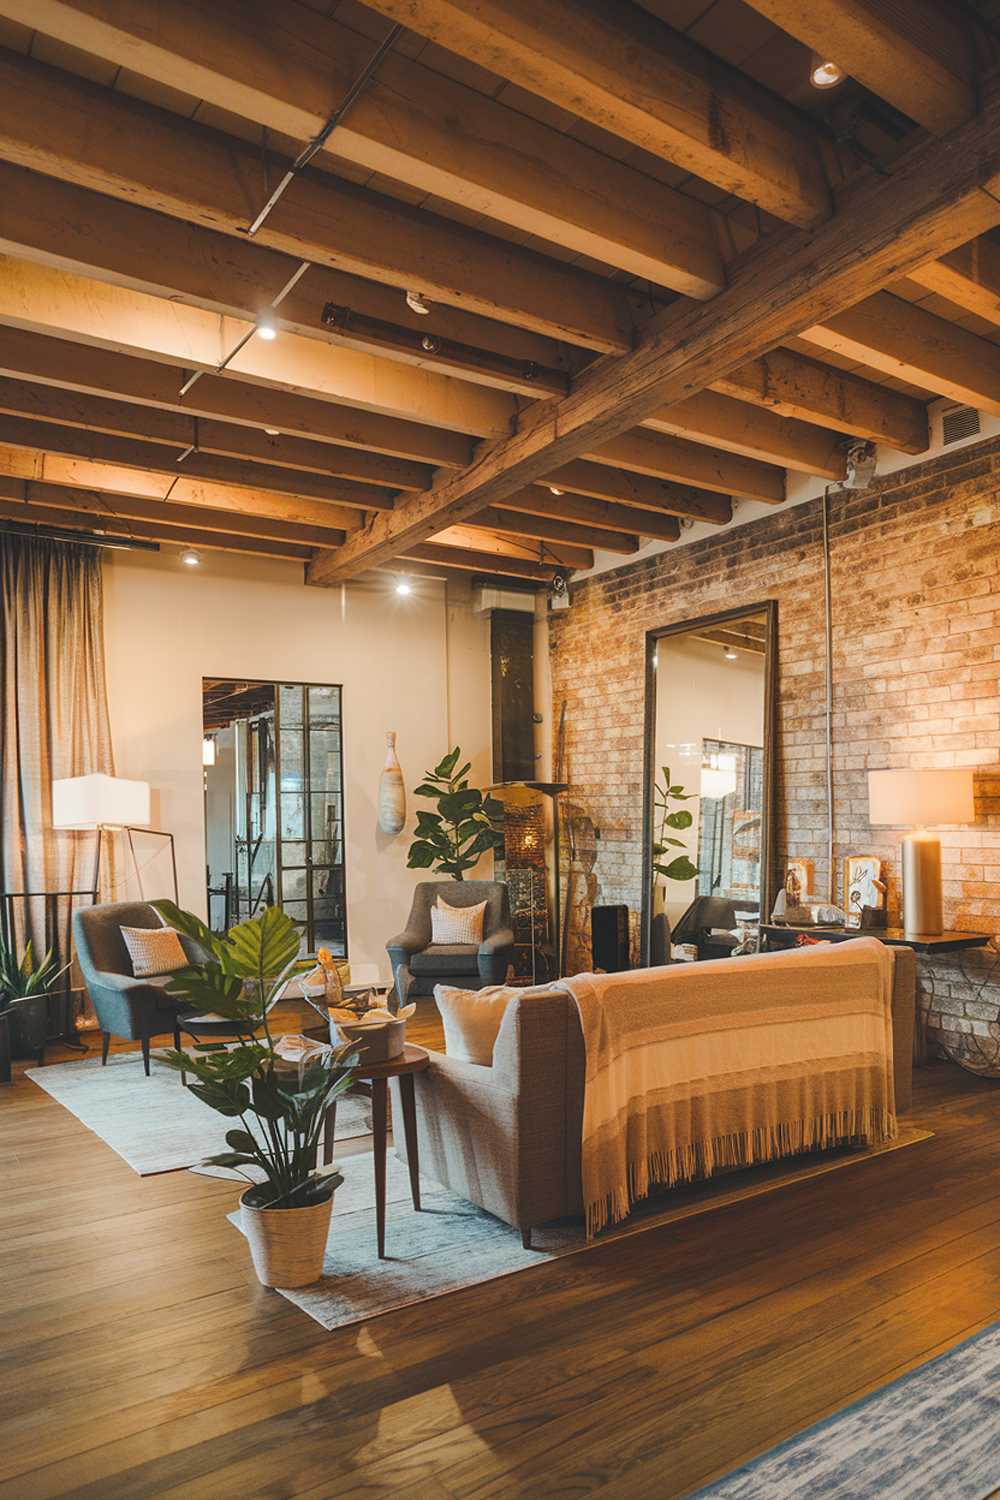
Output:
[[2, 1007, 998, 1499]]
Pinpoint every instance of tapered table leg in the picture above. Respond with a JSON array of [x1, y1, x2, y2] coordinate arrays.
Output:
[[372, 1077, 388, 1258], [398, 1073, 421, 1212]]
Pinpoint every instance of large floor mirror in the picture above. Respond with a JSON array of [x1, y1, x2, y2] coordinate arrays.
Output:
[[202, 678, 347, 956], [642, 604, 776, 965]]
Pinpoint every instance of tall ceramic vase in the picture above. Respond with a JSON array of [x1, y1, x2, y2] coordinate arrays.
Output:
[[378, 731, 406, 835]]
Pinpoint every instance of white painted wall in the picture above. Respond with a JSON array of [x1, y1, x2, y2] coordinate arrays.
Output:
[[653, 631, 765, 925], [101, 550, 493, 980]]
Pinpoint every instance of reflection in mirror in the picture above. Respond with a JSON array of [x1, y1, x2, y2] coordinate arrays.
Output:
[[202, 678, 346, 956], [644, 607, 774, 965]]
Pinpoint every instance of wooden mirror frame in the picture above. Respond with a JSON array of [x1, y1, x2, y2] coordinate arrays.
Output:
[[639, 601, 778, 967]]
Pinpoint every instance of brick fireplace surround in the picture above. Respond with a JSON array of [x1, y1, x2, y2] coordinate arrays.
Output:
[[549, 437, 1000, 1075]]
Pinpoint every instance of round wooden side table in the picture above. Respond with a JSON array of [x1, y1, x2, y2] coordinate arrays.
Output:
[[322, 1043, 429, 1259]]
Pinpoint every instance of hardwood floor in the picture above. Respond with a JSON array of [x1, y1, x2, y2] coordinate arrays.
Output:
[[2, 1011, 999, 1499]]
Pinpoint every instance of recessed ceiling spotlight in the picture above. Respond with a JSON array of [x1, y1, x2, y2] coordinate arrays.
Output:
[[724, 645, 738, 660], [549, 485, 564, 496], [264, 426, 280, 436], [256, 320, 278, 341], [395, 578, 413, 596], [810, 53, 845, 89], [180, 547, 202, 567], [405, 290, 432, 316]]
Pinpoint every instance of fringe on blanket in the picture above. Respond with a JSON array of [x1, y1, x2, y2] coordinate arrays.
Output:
[[585, 1105, 898, 1238]]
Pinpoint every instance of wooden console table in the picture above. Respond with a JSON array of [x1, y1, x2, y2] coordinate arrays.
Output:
[[760, 924, 990, 955]]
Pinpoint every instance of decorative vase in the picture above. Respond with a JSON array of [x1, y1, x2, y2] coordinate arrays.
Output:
[[240, 1184, 336, 1288], [378, 731, 406, 835]]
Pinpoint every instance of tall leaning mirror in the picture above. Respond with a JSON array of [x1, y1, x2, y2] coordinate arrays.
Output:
[[641, 603, 777, 966]]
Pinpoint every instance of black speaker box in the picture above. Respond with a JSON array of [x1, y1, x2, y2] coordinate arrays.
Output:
[[591, 903, 630, 972]]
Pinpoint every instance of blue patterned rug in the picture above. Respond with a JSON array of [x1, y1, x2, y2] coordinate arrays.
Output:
[[691, 1321, 1000, 1498]]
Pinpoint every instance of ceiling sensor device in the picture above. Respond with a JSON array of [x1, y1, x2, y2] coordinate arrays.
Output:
[[549, 573, 570, 611]]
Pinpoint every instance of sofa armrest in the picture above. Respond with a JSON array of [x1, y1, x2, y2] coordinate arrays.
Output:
[[386, 927, 427, 962]]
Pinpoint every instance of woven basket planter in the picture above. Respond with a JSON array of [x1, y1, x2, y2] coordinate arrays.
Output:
[[240, 1185, 335, 1288]]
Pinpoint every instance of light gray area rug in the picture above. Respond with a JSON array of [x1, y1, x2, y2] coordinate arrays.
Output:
[[26, 1050, 372, 1176], [228, 1124, 931, 1331], [690, 1320, 1000, 1499]]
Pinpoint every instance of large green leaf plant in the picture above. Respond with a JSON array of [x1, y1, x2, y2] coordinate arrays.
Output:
[[152, 901, 357, 1208], [406, 746, 505, 880], [652, 767, 699, 889]]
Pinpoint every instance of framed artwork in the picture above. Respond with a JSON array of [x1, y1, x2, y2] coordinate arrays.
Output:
[[843, 855, 884, 928], [784, 858, 814, 906]]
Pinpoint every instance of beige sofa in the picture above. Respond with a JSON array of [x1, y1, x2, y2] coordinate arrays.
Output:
[[391, 947, 917, 1246]]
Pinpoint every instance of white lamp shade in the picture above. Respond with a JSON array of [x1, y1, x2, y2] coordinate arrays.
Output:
[[701, 754, 737, 801], [868, 768, 974, 828], [51, 773, 151, 830]]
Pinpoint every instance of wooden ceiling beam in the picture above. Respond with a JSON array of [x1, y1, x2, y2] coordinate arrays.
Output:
[[362, 0, 831, 226], [0, 49, 635, 351], [801, 290, 1000, 415], [0, 444, 366, 532], [712, 347, 929, 454], [742, 0, 976, 136], [0, 475, 348, 548], [0, 162, 583, 399], [0, 255, 513, 440], [0, 415, 398, 511], [502, 488, 684, 543], [533, 461, 733, 523], [0, 326, 473, 469], [646, 389, 846, 479], [907, 238, 1000, 329], [0, 1, 725, 299], [589, 430, 786, 504], [0, 497, 317, 560], [399, 542, 557, 582], [468, 506, 638, 555], [0, 375, 434, 491], [436, 524, 592, 572], [308, 92, 1000, 581]]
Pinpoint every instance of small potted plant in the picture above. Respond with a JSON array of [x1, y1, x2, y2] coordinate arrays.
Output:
[[0, 936, 70, 1077], [152, 900, 358, 1289]]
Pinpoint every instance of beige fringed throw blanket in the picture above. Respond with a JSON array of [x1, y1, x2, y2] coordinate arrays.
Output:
[[558, 937, 897, 1237]]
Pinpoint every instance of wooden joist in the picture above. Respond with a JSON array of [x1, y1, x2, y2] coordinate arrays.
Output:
[[308, 92, 1000, 581], [533, 462, 733, 523], [361, 0, 832, 226], [0, 444, 367, 533], [0, 326, 474, 469], [646, 390, 846, 480], [503, 488, 686, 543], [469, 507, 639, 555], [0, 376, 433, 491], [0, 49, 634, 351], [742, 0, 976, 136], [399, 541, 563, 582], [0, 0, 725, 299], [0, 497, 317, 560], [907, 239, 1000, 329], [590, 431, 786, 504], [713, 347, 929, 454], [436, 525, 592, 572], [0, 416, 399, 511], [801, 291, 1000, 415], [0, 255, 513, 440], [0, 475, 349, 548]]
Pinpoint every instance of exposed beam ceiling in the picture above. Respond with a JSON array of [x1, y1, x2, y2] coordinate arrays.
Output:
[[399, 540, 562, 581], [0, 0, 725, 298], [0, 496, 317, 560], [742, 0, 976, 135], [646, 391, 846, 480], [471, 506, 639, 555], [529, 462, 733, 522], [361, 0, 833, 225], [589, 431, 785, 504], [308, 92, 1000, 581], [501, 490, 689, 541], [907, 239, 1000, 329]]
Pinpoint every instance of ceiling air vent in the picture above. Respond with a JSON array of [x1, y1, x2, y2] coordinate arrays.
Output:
[[941, 404, 981, 445]]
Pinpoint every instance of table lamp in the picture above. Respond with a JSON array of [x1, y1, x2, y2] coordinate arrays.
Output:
[[867, 768, 975, 936], [52, 773, 151, 896]]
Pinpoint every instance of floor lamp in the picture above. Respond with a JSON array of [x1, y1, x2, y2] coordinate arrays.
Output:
[[868, 768, 975, 936], [51, 773, 152, 898]]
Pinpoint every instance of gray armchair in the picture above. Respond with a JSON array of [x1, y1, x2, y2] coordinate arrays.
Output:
[[73, 902, 203, 1075], [386, 880, 514, 1006]]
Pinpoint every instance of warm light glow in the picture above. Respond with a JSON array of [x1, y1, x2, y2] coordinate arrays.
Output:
[[549, 485, 564, 496], [810, 53, 845, 88], [395, 579, 413, 596], [406, 290, 432, 316], [202, 736, 217, 767], [52, 773, 151, 830], [724, 645, 738, 660], [701, 752, 737, 801], [264, 427, 280, 436], [257, 321, 277, 340], [180, 548, 202, 567], [868, 768, 975, 828]]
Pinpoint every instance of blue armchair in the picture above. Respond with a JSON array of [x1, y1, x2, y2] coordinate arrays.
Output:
[[386, 880, 514, 1007]]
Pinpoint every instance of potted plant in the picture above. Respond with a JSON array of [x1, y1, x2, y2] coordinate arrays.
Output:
[[406, 746, 504, 879], [152, 900, 358, 1289], [652, 767, 699, 906], [0, 936, 70, 1075]]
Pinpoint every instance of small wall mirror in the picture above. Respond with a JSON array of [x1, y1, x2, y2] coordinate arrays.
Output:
[[642, 604, 776, 965]]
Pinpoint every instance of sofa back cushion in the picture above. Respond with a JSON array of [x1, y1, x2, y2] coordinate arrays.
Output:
[[434, 982, 521, 1064]]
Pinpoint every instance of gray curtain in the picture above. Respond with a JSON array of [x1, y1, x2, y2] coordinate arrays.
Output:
[[0, 536, 116, 982]]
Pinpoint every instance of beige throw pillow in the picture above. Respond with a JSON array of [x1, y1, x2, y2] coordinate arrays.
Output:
[[120, 924, 188, 978], [434, 983, 520, 1065], [431, 897, 487, 945]]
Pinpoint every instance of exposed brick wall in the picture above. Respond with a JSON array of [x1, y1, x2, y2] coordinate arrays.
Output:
[[549, 437, 1000, 1068]]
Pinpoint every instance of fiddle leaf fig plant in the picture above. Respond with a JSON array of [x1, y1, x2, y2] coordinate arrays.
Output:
[[407, 745, 505, 880], [652, 766, 699, 886]]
